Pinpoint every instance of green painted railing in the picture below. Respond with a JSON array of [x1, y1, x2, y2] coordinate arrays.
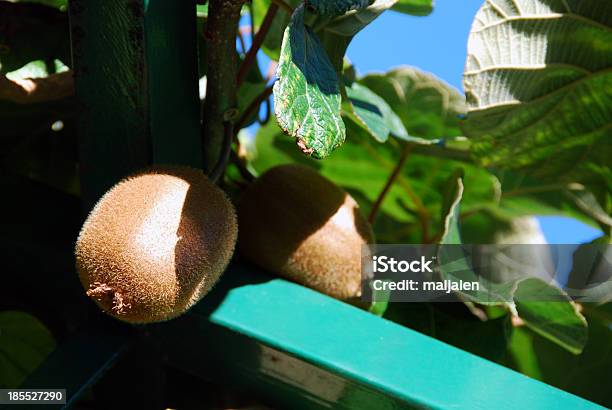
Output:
[[156, 263, 604, 410], [24, 263, 604, 409], [20, 0, 605, 408]]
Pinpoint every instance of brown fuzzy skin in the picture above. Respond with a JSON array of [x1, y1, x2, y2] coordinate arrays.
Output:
[[75, 166, 237, 323], [238, 164, 374, 299]]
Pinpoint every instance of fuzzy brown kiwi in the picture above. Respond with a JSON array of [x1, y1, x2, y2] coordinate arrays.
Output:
[[75, 166, 237, 324], [238, 164, 374, 299]]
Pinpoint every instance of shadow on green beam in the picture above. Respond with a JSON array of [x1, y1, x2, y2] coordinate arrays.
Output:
[[157, 262, 604, 410]]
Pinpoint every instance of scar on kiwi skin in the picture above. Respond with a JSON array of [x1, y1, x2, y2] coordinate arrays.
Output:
[[297, 139, 314, 155], [86, 282, 130, 314]]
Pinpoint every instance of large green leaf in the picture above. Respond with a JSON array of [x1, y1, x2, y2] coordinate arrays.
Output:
[[344, 81, 408, 142], [462, 0, 612, 185], [0, 311, 56, 388], [273, 5, 345, 159], [391, 0, 433, 16], [360, 67, 467, 139]]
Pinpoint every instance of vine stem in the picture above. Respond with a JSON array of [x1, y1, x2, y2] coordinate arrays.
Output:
[[236, 4, 278, 88], [202, 0, 245, 175], [209, 121, 234, 184], [368, 144, 413, 224], [230, 150, 256, 183], [271, 0, 294, 14]]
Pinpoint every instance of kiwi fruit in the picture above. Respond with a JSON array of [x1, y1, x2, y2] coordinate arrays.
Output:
[[75, 166, 237, 324], [238, 164, 374, 299]]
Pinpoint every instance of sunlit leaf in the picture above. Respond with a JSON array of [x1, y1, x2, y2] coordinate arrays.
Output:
[[360, 66, 466, 139], [274, 5, 345, 158], [307, 0, 372, 16], [391, 0, 433, 16], [344, 82, 408, 142], [463, 0, 612, 186]]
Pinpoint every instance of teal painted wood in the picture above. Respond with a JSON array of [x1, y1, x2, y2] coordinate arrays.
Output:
[[157, 262, 604, 410], [68, 0, 201, 209], [144, 0, 201, 167]]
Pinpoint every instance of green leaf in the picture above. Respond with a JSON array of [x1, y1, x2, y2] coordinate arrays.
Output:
[[314, 0, 398, 37], [344, 82, 408, 142], [0, 311, 56, 388], [490, 171, 608, 232], [273, 5, 345, 159], [5, 59, 69, 81], [565, 236, 611, 304], [360, 67, 466, 139], [564, 188, 612, 230], [315, 0, 401, 74], [368, 286, 390, 317], [391, 0, 433, 16], [307, 0, 372, 16], [462, 0, 612, 185], [436, 172, 510, 302], [12, 0, 67, 9], [514, 279, 588, 355], [439, 170, 464, 245], [196, 4, 208, 17]]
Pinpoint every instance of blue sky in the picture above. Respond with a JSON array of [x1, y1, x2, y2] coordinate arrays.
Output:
[[248, 1, 603, 244]]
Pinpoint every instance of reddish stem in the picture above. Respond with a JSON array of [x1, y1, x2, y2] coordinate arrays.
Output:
[[236, 4, 278, 88]]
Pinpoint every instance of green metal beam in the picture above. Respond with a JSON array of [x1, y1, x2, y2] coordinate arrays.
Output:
[[68, 0, 201, 209], [157, 263, 605, 410]]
